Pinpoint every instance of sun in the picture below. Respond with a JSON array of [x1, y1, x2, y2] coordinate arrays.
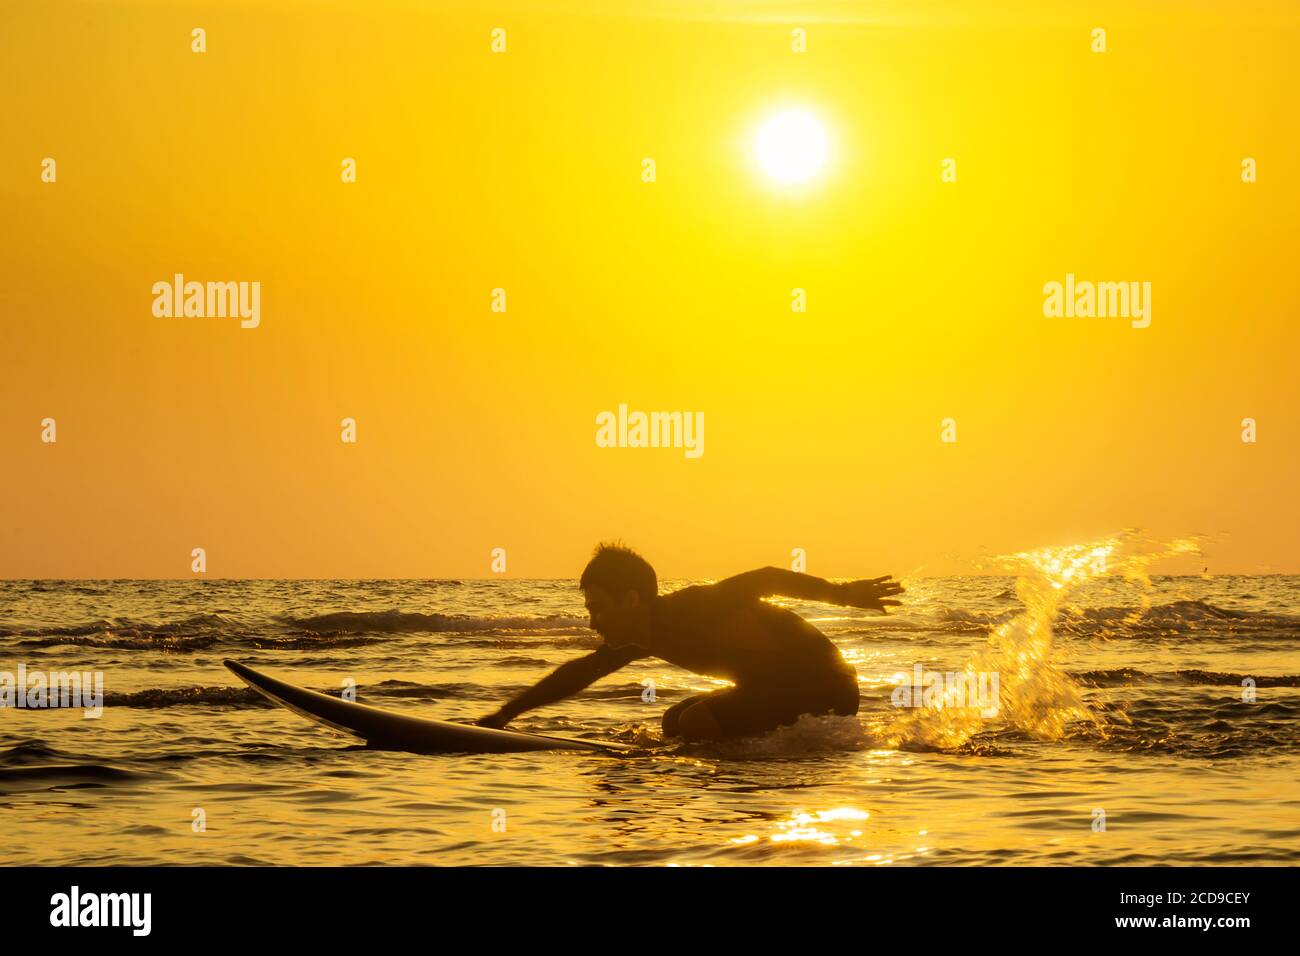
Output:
[[754, 108, 830, 184]]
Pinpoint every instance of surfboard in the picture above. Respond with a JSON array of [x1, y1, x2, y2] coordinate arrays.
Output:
[[224, 660, 632, 754]]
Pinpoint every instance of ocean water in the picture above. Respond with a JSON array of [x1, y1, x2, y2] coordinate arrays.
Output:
[[2, 567, 1298, 866]]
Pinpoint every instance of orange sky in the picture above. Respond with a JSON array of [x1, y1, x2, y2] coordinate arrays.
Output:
[[2, 1, 1297, 578]]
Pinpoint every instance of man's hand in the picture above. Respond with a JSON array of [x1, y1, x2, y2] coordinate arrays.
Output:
[[470, 645, 644, 732], [474, 710, 512, 729], [837, 575, 905, 612]]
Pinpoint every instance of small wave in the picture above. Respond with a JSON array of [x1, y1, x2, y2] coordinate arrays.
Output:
[[926, 600, 1300, 640], [1074, 696, 1300, 759], [280, 610, 589, 635], [3, 613, 232, 638], [16, 634, 219, 652], [358, 680, 488, 702], [102, 686, 270, 708], [25, 583, 107, 595], [0, 741, 147, 792], [247, 635, 385, 651], [1057, 599, 1299, 635], [0, 764, 144, 786], [0, 740, 81, 766], [88, 680, 491, 708], [930, 607, 1017, 631], [1073, 669, 1300, 688], [446, 633, 602, 650], [2, 613, 235, 651]]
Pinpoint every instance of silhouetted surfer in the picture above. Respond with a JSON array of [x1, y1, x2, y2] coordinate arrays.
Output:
[[477, 543, 903, 740]]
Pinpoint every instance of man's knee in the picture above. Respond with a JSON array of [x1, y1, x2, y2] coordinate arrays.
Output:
[[833, 680, 860, 716], [832, 686, 863, 712], [676, 701, 726, 741], [661, 695, 698, 737]]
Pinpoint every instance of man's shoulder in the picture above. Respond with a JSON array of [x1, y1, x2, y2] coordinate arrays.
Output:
[[656, 582, 723, 606], [654, 580, 753, 615], [658, 582, 710, 599]]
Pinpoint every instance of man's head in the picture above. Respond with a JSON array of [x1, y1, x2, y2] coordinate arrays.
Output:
[[579, 542, 656, 645]]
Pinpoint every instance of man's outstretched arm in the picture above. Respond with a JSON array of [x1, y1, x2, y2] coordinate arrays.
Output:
[[714, 566, 904, 612], [475, 642, 646, 728]]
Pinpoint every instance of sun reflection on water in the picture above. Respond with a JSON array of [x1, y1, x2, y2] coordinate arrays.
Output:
[[730, 806, 870, 848]]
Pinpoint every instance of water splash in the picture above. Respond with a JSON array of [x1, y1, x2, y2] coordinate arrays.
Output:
[[884, 532, 1202, 750]]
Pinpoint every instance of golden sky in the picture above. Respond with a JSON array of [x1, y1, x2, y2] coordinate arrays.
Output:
[[2, 1, 1297, 578]]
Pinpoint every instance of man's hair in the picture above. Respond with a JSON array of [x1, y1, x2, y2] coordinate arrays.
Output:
[[579, 542, 657, 603]]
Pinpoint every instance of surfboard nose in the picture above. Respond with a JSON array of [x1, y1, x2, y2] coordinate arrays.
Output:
[[223, 659, 254, 680]]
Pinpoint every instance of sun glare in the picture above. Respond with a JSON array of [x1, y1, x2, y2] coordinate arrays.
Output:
[[754, 108, 830, 184]]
